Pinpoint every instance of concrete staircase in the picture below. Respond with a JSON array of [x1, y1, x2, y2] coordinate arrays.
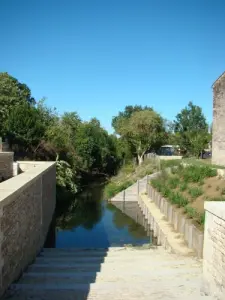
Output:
[[4, 247, 212, 300]]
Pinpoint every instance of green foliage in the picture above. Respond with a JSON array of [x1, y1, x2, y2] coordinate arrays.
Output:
[[5, 103, 46, 150], [188, 187, 203, 199], [174, 102, 209, 157], [184, 206, 205, 225], [0, 72, 35, 136], [114, 109, 165, 164], [112, 105, 153, 134], [160, 159, 182, 170], [179, 182, 188, 192], [56, 159, 77, 194], [178, 165, 217, 183], [104, 180, 134, 199], [168, 176, 180, 189]]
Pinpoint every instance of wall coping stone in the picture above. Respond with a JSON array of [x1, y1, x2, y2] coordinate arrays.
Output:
[[0, 162, 55, 209], [204, 201, 225, 220]]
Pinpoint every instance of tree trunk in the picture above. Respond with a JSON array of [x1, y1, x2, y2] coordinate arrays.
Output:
[[137, 154, 144, 165]]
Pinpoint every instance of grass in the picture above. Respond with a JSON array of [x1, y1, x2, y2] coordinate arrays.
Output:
[[150, 162, 225, 228], [188, 187, 203, 199], [104, 158, 159, 199]]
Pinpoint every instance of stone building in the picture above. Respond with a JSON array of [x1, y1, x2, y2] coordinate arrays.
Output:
[[212, 71, 225, 165]]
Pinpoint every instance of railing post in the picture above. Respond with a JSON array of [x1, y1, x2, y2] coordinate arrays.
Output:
[[137, 180, 140, 195], [122, 189, 125, 212], [146, 175, 149, 194]]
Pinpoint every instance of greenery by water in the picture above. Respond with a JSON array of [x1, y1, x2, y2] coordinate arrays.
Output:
[[53, 183, 152, 248]]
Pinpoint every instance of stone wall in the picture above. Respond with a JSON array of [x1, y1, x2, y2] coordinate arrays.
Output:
[[212, 71, 225, 166], [0, 161, 56, 297], [202, 201, 225, 299], [0, 152, 14, 181], [147, 184, 204, 257]]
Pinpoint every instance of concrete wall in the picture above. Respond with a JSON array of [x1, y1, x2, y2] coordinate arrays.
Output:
[[0, 152, 14, 182], [202, 201, 225, 299], [147, 185, 204, 257], [0, 161, 56, 297], [212, 72, 225, 166]]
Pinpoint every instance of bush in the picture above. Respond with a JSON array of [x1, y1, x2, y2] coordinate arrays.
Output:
[[188, 187, 203, 199], [168, 191, 188, 207], [179, 182, 188, 192], [168, 176, 180, 189], [104, 180, 134, 199], [184, 206, 205, 225], [160, 159, 182, 170], [120, 164, 135, 174], [179, 165, 217, 183]]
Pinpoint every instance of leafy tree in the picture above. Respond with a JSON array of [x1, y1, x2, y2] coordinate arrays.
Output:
[[174, 102, 209, 156], [116, 110, 165, 164], [112, 105, 153, 135], [0, 72, 35, 136], [5, 103, 46, 154], [186, 131, 211, 158]]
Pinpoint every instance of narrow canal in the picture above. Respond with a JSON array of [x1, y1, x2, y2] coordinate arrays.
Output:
[[46, 183, 155, 248]]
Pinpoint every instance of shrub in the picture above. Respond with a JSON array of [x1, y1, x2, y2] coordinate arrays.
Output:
[[188, 187, 203, 199], [180, 165, 217, 183], [104, 180, 134, 199], [168, 192, 188, 207], [184, 206, 205, 225], [168, 176, 180, 189], [221, 188, 225, 195], [179, 182, 188, 192], [160, 159, 182, 170]]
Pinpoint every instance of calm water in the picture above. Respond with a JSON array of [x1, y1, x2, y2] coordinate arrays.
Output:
[[47, 184, 153, 248]]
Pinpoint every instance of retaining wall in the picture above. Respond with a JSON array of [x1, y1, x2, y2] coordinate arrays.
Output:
[[146, 184, 204, 257], [0, 152, 14, 182], [138, 194, 194, 256], [202, 201, 225, 299], [0, 161, 56, 297]]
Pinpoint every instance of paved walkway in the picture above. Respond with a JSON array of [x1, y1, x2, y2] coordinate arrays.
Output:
[[4, 247, 212, 300]]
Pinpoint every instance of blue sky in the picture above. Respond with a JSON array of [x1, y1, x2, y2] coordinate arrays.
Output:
[[0, 0, 225, 132]]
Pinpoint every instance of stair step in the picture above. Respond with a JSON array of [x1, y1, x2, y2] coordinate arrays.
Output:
[[20, 269, 201, 284], [35, 255, 179, 264], [5, 289, 212, 300], [28, 260, 201, 273], [10, 280, 202, 291]]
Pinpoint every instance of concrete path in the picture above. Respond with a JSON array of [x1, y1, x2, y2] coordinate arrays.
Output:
[[4, 247, 213, 300]]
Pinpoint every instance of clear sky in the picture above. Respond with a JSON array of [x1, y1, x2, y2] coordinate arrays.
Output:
[[0, 0, 225, 132]]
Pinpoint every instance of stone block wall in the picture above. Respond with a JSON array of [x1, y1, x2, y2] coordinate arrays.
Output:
[[0, 152, 13, 181], [0, 162, 56, 297], [202, 201, 225, 299], [212, 71, 225, 166], [147, 184, 204, 257]]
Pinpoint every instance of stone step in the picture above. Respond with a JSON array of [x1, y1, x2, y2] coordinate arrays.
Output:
[[40, 249, 165, 258], [28, 260, 201, 273], [36, 255, 181, 264], [5, 289, 212, 300], [19, 268, 202, 285], [10, 280, 202, 292]]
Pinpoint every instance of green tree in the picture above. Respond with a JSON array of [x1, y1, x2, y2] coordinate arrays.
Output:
[[186, 131, 211, 158], [112, 105, 153, 135], [117, 110, 165, 164], [174, 102, 209, 156], [0, 72, 35, 136], [5, 103, 46, 155]]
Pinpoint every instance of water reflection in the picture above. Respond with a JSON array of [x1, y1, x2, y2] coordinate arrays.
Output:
[[52, 184, 153, 248]]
